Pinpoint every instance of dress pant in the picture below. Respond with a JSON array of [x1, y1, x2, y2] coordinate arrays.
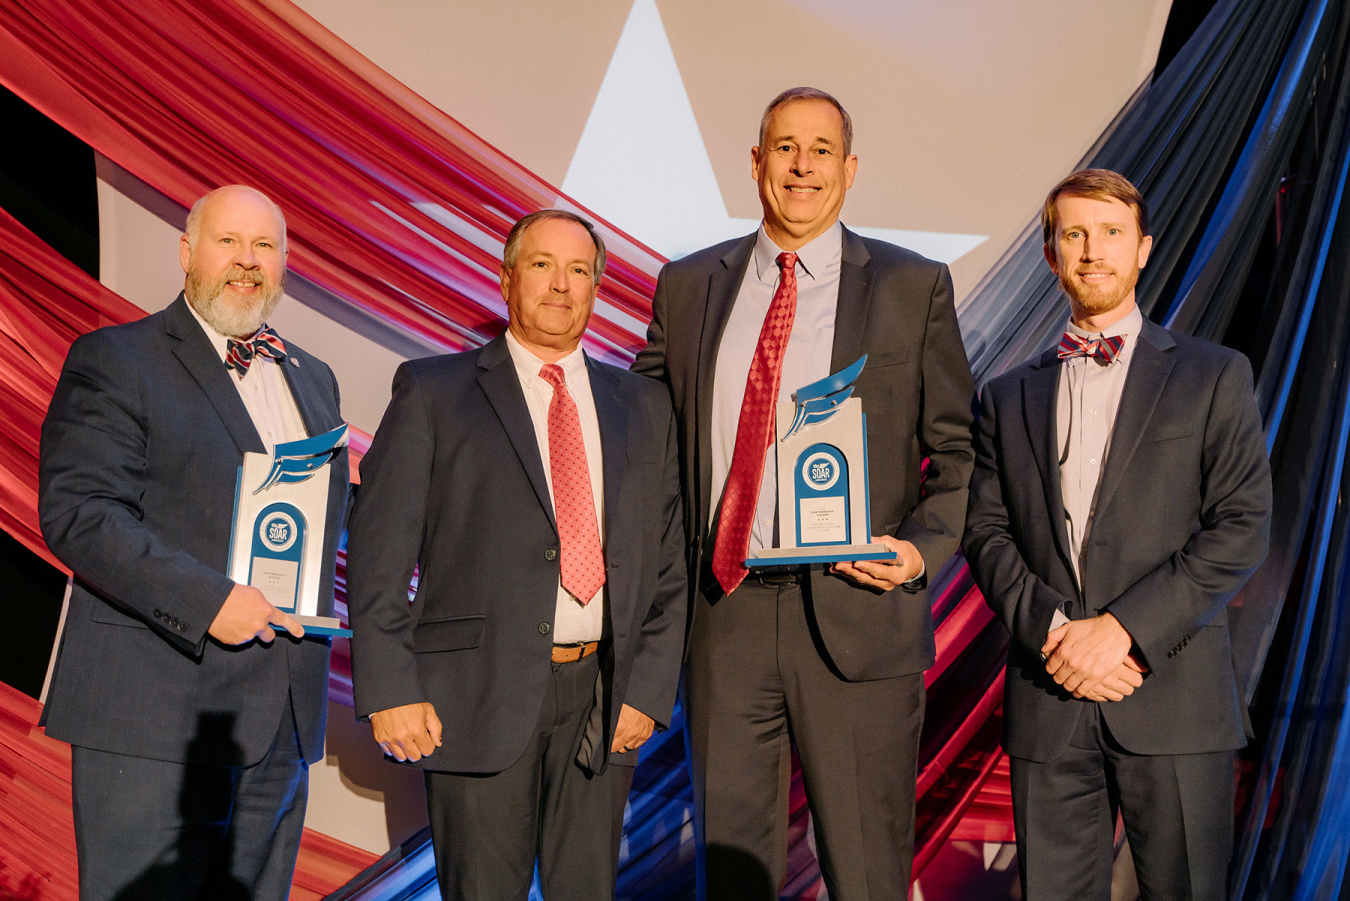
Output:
[[424, 651, 634, 901], [1010, 702, 1234, 901], [70, 694, 309, 901], [684, 579, 925, 901]]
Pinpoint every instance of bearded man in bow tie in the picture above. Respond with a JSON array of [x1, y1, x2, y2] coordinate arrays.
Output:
[[39, 185, 348, 900], [963, 169, 1272, 901]]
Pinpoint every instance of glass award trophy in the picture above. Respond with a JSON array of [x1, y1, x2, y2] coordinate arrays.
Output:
[[227, 424, 352, 637], [746, 356, 892, 567]]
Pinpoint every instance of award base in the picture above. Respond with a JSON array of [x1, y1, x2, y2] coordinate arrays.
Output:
[[746, 542, 892, 568], [297, 615, 352, 638]]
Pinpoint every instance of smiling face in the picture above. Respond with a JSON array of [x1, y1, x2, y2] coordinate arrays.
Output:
[[752, 99, 858, 251], [180, 187, 288, 338], [500, 217, 600, 362], [1044, 193, 1153, 328]]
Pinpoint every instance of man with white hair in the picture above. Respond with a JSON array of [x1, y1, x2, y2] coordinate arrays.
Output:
[[40, 185, 348, 900]]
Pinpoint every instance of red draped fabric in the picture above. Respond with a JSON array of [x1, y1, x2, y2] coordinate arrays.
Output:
[[0, 0, 664, 362], [0, 206, 143, 572], [0, 0, 1015, 885]]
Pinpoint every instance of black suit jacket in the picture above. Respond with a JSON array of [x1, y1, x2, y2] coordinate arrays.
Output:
[[632, 226, 975, 680], [963, 318, 1272, 761], [38, 293, 348, 767], [345, 334, 687, 774]]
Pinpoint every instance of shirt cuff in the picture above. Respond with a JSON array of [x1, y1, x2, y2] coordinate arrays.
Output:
[[903, 558, 926, 588]]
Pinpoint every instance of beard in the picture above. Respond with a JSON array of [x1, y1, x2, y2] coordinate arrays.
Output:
[[185, 263, 284, 338], [1057, 262, 1140, 317]]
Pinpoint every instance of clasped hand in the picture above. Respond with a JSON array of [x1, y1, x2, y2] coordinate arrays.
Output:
[[1041, 613, 1149, 702]]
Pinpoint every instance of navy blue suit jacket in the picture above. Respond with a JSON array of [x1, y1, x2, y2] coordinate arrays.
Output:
[[964, 318, 1272, 760], [345, 333, 687, 774], [39, 294, 348, 767]]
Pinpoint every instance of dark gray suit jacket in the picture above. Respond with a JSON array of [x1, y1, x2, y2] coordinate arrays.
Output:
[[632, 226, 975, 681], [963, 318, 1272, 761], [39, 293, 348, 767], [345, 334, 687, 774]]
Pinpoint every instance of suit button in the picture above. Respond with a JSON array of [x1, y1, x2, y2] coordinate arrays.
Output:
[[177, 623, 185, 631], [154, 609, 163, 618], [545, 549, 557, 561], [1168, 650, 1177, 658], [1182, 636, 1190, 646], [538, 622, 551, 635]]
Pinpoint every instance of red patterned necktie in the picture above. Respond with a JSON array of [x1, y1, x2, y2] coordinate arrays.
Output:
[[225, 325, 287, 378], [1058, 331, 1124, 365], [713, 251, 799, 595], [539, 364, 606, 604]]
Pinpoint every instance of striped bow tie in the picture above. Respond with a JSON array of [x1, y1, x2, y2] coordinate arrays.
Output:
[[225, 326, 287, 378], [1058, 332, 1124, 364]]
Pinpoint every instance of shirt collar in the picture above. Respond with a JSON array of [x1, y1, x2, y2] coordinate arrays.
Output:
[[1064, 303, 1143, 362], [504, 329, 588, 386], [753, 221, 843, 284], [186, 296, 270, 365]]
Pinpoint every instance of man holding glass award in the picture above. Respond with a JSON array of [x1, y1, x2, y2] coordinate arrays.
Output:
[[39, 186, 348, 900], [633, 88, 976, 899]]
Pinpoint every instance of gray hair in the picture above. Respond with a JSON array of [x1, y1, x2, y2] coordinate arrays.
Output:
[[501, 209, 607, 286], [758, 87, 854, 158], [184, 185, 288, 251]]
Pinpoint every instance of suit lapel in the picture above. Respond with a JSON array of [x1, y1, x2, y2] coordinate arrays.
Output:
[[1023, 348, 1077, 589], [476, 334, 557, 532], [1095, 321, 1177, 519], [586, 358, 629, 546], [165, 294, 264, 455], [695, 235, 755, 536], [279, 349, 335, 437], [830, 227, 874, 372]]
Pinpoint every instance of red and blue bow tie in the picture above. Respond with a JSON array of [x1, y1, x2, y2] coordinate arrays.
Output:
[[225, 326, 287, 378], [1058, 331, 1125, 365]]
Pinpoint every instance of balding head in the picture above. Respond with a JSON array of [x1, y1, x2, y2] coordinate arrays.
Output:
[[185, 185, 287, 253]]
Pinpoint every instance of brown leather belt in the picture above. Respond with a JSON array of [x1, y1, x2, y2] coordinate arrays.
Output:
[[551, 640, 601, 663]]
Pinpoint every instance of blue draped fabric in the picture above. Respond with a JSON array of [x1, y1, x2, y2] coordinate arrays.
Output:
[[331, 0, 1350, 896]]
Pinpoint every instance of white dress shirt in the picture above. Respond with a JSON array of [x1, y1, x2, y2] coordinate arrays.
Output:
[[504, 330, 607, 644], [709, 223, 841, 552], [1051, 304, 1143, 629], [186, 300, 308, 451]]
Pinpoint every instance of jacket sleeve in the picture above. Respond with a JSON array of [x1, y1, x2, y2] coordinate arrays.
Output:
[[962, 383, 1076, 656], [895, 263, 976, 574], [615, 397, 687, 729], [631, 264, 671, 382], [345, 360, 437, 719], [1103, 353, 1272, 669], [39, 331, 235, 655]]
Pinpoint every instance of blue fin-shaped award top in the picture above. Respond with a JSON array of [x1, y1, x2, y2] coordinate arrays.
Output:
[[782, 355, 867, 440], [252, 423, 349, 494]]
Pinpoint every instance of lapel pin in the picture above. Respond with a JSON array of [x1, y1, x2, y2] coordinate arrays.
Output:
[[289, 357, 300, 367]]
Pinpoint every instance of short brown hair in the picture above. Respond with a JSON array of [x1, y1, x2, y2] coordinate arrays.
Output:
[[759, 87, 854, 158], [501, 209, 607, 286], [1041, 168, 1150, 245]]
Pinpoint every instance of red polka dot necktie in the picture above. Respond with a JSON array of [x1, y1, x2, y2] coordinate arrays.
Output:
[[712, 251, 799, 595], [539, 364, 606, 604]]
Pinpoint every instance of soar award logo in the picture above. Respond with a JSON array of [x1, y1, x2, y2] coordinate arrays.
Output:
[[801, 450, 842, 491], [259, 510, 299, 553]]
